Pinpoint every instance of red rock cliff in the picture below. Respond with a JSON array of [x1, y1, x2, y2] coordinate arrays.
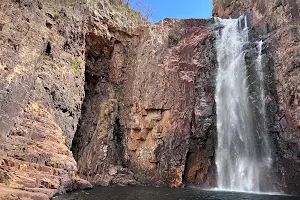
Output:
[[0, 0, 216, 198]]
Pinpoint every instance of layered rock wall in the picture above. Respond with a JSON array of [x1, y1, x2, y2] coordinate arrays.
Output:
[[71, 18, 217, 187], [0, 1, 88, 198], [0, 0, 145, 198], [1, 0, 217, 198]]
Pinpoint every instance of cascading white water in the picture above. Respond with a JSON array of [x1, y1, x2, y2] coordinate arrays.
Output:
[[256, 41, 272, 168], [215, 16, 271, 192]]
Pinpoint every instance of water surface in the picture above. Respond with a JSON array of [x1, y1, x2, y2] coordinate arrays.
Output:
[[54, 186, 298, 200]]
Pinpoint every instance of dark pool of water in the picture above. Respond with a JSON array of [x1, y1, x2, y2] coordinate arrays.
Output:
[[54, 186, 299, 200]]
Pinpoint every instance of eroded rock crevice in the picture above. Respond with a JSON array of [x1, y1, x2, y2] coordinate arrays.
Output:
[[71, 31, 137, 186]]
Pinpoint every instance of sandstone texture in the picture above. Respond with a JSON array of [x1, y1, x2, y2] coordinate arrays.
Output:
[[72, 18, 217, 188], [0, 0, 143, 198], [0, 0, 300, 198]]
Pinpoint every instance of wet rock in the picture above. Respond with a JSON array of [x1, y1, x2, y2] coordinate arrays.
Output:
[[214, 0, 300, 194]]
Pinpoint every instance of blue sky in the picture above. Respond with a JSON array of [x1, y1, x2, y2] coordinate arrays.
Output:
[[129, 0, 213, 23]]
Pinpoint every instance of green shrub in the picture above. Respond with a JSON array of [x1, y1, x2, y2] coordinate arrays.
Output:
[[121, 5, 127, 12], [129, 10, 137, 18], [112, 4, 118, 11], [54, 13, 64, 20], [70, 58, 82, 71], [0, 172, 11, 186], [43, 55, 50, 60]]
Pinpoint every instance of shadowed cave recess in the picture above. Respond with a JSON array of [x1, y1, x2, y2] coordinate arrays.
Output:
[[71, 32, 128, 186]]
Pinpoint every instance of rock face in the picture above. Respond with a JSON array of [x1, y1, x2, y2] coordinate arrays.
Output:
[[1, 0, 217, 196], [71, 18, 217, 188], [0, 0, 300, 198], [0, 0, 89, 198], [0, 0, 143, 198], [214, 0, 300, 195]]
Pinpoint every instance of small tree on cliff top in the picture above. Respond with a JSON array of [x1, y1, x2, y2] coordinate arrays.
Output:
[[125, 0, 154, 21]]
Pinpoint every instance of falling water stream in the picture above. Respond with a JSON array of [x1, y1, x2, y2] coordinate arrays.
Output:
[[215, 16, 272, 192]]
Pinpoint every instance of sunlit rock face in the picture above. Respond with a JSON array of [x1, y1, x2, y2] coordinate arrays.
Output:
[[72, 18, 218, 188], [0, 0, 143, 198], [121, 19, 218, 188], [213, 0, 300, 195], [0, 0, 218, 198], [0, 1, 90, 198]]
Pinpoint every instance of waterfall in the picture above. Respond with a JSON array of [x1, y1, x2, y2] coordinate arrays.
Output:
[[256, 41, 272, 168], [214, 16, 271, 192]]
